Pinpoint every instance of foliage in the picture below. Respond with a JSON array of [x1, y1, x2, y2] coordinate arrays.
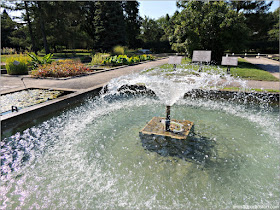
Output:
[[102, 54, 155, 66], [91, 53, 110, 65], [139, 16, 173, 53], [27, 52, 53, 69], [229, 0, 272, 13], [268, 7, 279, 42], [169, 1, 249, 63], [140, 16, 164, 43], [112, 45, 126, 55], [91, 1, 126, 51], [30, 60, 91, 78], [6, 54, 31, 75], [1, 48, 16, 55], [123, 1, 141, 48], [229, 1, 275, 53], [1, 10, 17, 48]]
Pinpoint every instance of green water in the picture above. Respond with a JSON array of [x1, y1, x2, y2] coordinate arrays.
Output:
[[1, 96, 279, 209]]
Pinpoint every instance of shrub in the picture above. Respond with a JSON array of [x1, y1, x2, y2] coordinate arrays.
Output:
[[1, 47, 16, 55], [91, 53, 110, 65], [6, 54, 31, 75], [30, 60, 92, 78], [56, 59, 74, 63], [27, 52, 53, 69], [112, 45, 125, 55], [102, 54, 155, 66]]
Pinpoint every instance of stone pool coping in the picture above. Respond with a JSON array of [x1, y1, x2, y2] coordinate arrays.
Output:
[[1, 83, 105, 135], [1, 84, 279, 136]]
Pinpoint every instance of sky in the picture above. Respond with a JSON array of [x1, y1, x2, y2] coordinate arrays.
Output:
[[139, 0, 179, 19], [139, 0, 279, 20]]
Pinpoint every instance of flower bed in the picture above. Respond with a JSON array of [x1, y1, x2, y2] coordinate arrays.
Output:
[[102, 54, 155, 66], [31, 60, 92, 78]]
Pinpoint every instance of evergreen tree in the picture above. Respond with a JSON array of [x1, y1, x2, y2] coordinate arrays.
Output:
[[229, 0, 272, 14], [36, 1, 50, 54], [268, 7, 279, 42], [1, 10, 17, 48], [93, 1, 126, 51], [229, 1, 273, 52], [123, 1, 141, 48], [24, 1, 37, 53]]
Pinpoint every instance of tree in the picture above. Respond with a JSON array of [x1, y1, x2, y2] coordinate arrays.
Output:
[[169, 1, 249, 62], [43, 1, 90, 50], [1, 10, 17, 48], [229, 0, 272, 14], [93, 1, 126, 51], [268, 7, 279, 41], [123, 1, 141, 48], [1, 1, 39, 52], [267, 7, 279, 53], [229, 1, 274, 52], [36, 1, 50, 54], [140, 16, 163, 43], [24, 1, 37, 53]]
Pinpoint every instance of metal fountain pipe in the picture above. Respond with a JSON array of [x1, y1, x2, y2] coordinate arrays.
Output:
[[166, 105, 171, 132]]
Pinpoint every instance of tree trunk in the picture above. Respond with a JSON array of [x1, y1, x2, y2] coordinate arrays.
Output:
[[37, 1, 50, 54], [24, 1, 38, 54]]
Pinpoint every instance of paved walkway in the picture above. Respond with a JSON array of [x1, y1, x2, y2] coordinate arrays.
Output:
[[0, 58, 169, 93], [244, 57, 280, 79], [1, 57, 279, 93]]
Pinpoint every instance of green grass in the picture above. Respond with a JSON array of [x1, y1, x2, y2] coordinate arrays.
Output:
[[142, 57, 279, 81], [222, 87, 280, 93], [228, 58, 279, 81]]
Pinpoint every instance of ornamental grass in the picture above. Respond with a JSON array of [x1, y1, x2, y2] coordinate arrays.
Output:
[[31, 60, 92, 78], [6, 54, 31, 75]]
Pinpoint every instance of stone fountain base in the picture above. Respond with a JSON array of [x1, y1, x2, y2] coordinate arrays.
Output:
[[139, 117, 194, 156]]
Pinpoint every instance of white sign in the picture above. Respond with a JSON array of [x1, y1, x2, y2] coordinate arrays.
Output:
[[192, 50, 211, 62], [221, 56, 238, 66], [168, 56, 182, 65]]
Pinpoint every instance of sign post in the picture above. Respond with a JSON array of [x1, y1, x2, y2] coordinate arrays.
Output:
[[168, 56, 182, 70], [192, 50, 211, 72], [221, 56, 238, 74]]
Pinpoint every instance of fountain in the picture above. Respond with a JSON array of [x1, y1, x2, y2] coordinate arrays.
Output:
[[1, 63, 279, 209], [138, 56, 195, 157]]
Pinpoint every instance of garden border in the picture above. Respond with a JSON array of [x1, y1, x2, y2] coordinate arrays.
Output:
[[29, 57, 168, 80]]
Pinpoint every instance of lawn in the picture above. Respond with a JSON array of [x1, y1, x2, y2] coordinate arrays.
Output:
[[228, 58, 279, 81], [221, 87, 280, 93], [142, 57, 279, 82]]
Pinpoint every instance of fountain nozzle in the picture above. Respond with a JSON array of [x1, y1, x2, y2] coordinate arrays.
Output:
[[166, 105, 171, 132]]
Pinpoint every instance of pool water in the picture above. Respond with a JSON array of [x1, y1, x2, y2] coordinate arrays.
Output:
[[1, 95, 279, 209]]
